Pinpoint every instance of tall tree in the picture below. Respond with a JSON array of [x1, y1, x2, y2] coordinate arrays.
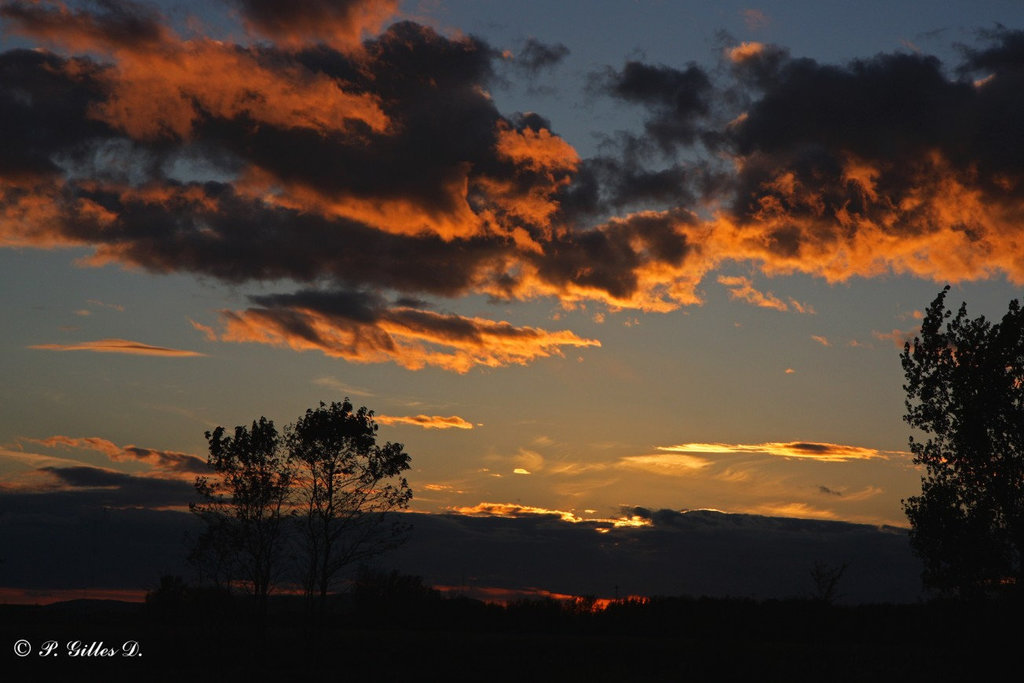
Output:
[[191, 417, 293, 614], [901, 286, 1024, 598], [287, 400, 412, 610]]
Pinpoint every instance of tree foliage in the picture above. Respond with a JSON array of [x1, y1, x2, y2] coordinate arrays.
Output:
[[901, 286, 1024, 598], [288, 400, 412, 607], [190, 401, 412, 610], [191, 418, 293, 613]]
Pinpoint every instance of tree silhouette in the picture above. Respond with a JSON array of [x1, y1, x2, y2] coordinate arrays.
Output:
[[191, 417, 293, 615], [809, 560, 848, 604], [901, 286, 1024, 598], [287, 400, 412, 611], [190, 402, 413, 614]]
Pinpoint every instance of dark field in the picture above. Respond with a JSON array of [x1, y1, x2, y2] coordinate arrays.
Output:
[[2, 589, 1020, 682]]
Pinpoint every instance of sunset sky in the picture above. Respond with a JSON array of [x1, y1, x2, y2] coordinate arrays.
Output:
[[3, 0, 1024, 534]]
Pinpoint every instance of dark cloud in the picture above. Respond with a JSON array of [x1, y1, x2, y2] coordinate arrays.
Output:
[[120, 447, 209, 474], [709, 33, 1024, 283], [564, 155, 699, 216], [515, 38, 570, 73], [527, 209, 698, 303], [38, 182, 505, 296], [0, 505, 195, 591], [0, 49, 112, 180], [730, 52, 965, 167], [228, 0, 398, 49], [600, 61, 713, 152], [185, 22, 504, 220], [958, 27, 1024, 75], [0, 0, 167, 51], [218, 287, 599, 372], [32, 466, 197, 508], [0, 502, 920, 603], [250, 289, 386, 324], [364, 509, 921, 603]]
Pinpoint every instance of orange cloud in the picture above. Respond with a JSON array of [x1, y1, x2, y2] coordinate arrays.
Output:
[[499, 210, 710, 313], [657, 441, 904, 462], [495, 122, 580, 175], [717, 152, 1024, 286], [616, 452, 713, 475], [0, 0, 171, 52], [717, 274, 788, 311], [8, 0, 1024, 368], [727, 42, 767, 63], [716, 274, 814, 313], [3, 3, 390, 139], [451, 502, 584, 523], [874, 327, 918, 348], [449, 502, 657, 531], [92, 41, 389, 142], [233, 0, 401, 52], [0, 179, 116, 249], [811, 335, 831, 347], [375, 414, 474, 430], [217, 304, 600, 372], [748, 502, 838, 520], [189, 319, 218, 342], [28, 339, 205, 357], [0, 446, 94, 474], [27, 435, 208, 474]]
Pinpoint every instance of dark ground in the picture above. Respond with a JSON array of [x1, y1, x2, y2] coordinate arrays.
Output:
[[1, 587, 1021, 682]]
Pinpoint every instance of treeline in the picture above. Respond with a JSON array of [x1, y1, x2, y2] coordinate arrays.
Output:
[[5, 571, 1020, 681], [143, 568, 1021, 643]]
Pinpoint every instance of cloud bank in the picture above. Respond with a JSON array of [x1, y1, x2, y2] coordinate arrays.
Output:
[[3, 2, 1024, 370]]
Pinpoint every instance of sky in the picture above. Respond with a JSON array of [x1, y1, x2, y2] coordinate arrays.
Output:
[[3, 0, 1024, 545]]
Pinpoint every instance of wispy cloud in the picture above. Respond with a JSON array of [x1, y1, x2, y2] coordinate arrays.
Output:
[[86, 299, 125, 312], [657, 441, 904, 462], [28, 339, 205, 357], [311, 376, 375, 397], [26, 435, 209, 474], [873, 327, 918, 349], [616, 452, 713, 474], [748, 502, 838, 520], [375, 414, 474, 430], [717, 276, 814, 314]]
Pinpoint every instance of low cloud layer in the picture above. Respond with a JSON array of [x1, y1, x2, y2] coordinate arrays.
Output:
[[0, 500, 921, 604], [3, 2, 1024, 371]]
